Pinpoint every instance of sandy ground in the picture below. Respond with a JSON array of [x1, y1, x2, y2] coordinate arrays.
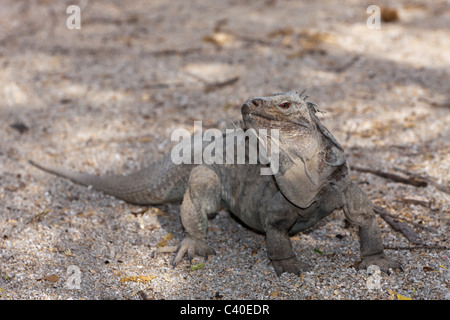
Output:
[[0, 0, 449, 300]]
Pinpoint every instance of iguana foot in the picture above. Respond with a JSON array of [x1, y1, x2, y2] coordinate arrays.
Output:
[[172, 236, 216, 267], [360, 253, 402, 273], [271, 257, 312, 276]]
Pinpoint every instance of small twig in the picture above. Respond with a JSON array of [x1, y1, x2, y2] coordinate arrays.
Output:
[[384, 245, 448, 251], [418, 97, 450, 109], [234, 34, 274, 46], [374, 200, 437, 233], [373, 205, 423, 245], [394, 197, 431, 208], [204, 76, 240, 93], [394, 167, 450, 195], [149, 47, 205, 57], [352, 166, 428, 188], [331, 55, 360, 73], [356, 164, 450, 195]]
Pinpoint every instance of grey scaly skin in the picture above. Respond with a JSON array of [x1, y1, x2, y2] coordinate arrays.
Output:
[[30, 91, 401, 275]]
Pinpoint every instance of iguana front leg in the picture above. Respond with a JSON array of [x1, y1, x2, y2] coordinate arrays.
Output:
[[265, 193, 312, 276], [343, 182, 402, 272], [172, 166, 221, 266]]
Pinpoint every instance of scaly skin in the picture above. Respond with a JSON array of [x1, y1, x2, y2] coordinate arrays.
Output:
[[30, 91, 401, 275]]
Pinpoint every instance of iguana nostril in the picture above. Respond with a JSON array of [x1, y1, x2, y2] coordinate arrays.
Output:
[[251, 98, 263, 107], [241, 102, 251, 115]]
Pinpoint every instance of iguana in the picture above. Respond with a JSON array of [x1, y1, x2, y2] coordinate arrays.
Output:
[[30, 91, 401, 275]]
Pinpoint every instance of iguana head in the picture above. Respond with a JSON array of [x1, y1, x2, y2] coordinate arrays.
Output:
[[241, 91, 345, 208]]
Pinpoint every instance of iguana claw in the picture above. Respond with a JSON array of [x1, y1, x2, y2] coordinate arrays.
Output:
[[172, 236, 216, 267], [271, 257, 312, 276], [359, 253, 402, 273]]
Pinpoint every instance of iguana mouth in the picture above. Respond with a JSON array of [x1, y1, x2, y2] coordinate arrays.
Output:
[[242, 101, 283, 125], [243, 110, 277, 122], [242, 112, 284, 131], [242, 110, 312, 132], [241, 101, 312, 131]]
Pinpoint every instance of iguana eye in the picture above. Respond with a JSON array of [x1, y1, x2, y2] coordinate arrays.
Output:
[[279, 102, 291, 109]]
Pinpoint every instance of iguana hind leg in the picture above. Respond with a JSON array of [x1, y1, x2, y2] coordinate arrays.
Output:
[[343, 182, 402, 272], [172, 165, 221, 266]]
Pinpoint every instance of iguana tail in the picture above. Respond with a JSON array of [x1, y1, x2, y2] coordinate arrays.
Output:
[[29, 156, 193, 205]]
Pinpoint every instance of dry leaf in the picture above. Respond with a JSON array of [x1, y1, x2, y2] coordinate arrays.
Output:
[[148, 207, 165, 216], [381, 7, 399, 22], [269, 291, 279, 298], [157, 233, 174, 247], [120, 275, 156, 284], [40, 274, 60, 283], [396, 293, 412, 300], [203, 32, 234, 47], [267, 26, 294, 38], [190, 263, 204, 271]]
